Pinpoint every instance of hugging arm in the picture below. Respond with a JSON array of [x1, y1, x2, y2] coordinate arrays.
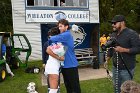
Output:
[[46, 46, 64, 61]]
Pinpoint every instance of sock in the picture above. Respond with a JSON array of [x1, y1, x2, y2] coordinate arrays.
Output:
[[49, 89, 58, 93]]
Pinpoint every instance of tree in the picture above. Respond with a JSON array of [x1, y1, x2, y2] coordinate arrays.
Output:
[[0, 0, 13, 32], [99, 0, 140, 35]]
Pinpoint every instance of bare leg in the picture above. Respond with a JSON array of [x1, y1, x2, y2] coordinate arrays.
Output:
[[48, 74, 59, 89], [48, 74, 59, 93]]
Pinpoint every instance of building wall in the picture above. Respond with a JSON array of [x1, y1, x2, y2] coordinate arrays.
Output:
[[11, 0, 99, 60], [11, 0, 42, 60], [89, 0, 99, 23]]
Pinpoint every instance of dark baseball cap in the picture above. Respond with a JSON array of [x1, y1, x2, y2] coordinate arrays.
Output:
[[111, 15, 126, 23]]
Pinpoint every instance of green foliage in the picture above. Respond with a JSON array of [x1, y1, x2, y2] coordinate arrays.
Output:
[[0, 55, 140, 93], [0, 0, 13, 32], [100, 22, 112, 35], [0, 61, 113, 93], [99, 0, 140, 34], [134, 54, 140, 83]]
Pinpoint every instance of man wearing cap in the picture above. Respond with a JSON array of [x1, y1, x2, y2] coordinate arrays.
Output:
[[104, 15, 140, 93]]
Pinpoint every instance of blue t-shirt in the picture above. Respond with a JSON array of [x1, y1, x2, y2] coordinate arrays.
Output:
[[49, 30, 78, 68], [2, 44, 6, 57]]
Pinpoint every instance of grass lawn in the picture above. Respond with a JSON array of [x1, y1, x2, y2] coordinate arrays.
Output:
[[0, 55, 140, 93]]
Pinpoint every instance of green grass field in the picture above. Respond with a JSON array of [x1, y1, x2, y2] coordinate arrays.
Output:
[[0, 55, 140, 93]]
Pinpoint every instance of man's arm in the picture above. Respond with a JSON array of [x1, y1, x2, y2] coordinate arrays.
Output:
[[128, 32, 140, 54], [46, 46, 64, 61], [114, 46, 130, 53], [50, 32, 69, 43], [114, 32, 140, 54]]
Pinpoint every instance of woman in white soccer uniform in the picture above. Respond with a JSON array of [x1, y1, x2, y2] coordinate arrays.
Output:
[[44, 27, 65, 93], [45, 42, 64, 75]]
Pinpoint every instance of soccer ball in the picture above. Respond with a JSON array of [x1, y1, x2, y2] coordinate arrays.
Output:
[[27, 82, 38, 93], [72, 24, 79, 31], [34, 68, 40, 74]]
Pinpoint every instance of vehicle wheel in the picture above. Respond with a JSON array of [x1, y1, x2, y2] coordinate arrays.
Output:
[[0, 65, 6, 82], [11, 57, 20, 69]]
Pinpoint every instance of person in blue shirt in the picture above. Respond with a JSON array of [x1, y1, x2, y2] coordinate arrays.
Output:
[[2, 44, 6, 57], [47, 19, 81, 93], [2, 39, 14, 77]]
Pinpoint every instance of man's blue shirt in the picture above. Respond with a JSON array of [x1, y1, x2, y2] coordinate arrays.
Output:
[[49, 30, 78, 68]]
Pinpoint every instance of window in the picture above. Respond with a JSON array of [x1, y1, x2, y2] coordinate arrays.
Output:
[[26, 0, 54, 6], [26, 0, 88, 8], [79, 0, 87, 6], [27, 0, 34, 6]]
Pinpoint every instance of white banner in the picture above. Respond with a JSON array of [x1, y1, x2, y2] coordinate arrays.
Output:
[[26, 10, 90, 23]]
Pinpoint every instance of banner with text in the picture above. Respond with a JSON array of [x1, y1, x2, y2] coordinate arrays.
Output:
[[26, 10, 90, 23]]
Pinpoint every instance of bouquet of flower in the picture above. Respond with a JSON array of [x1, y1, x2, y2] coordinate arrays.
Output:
[[50, 42, 66, 66]]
